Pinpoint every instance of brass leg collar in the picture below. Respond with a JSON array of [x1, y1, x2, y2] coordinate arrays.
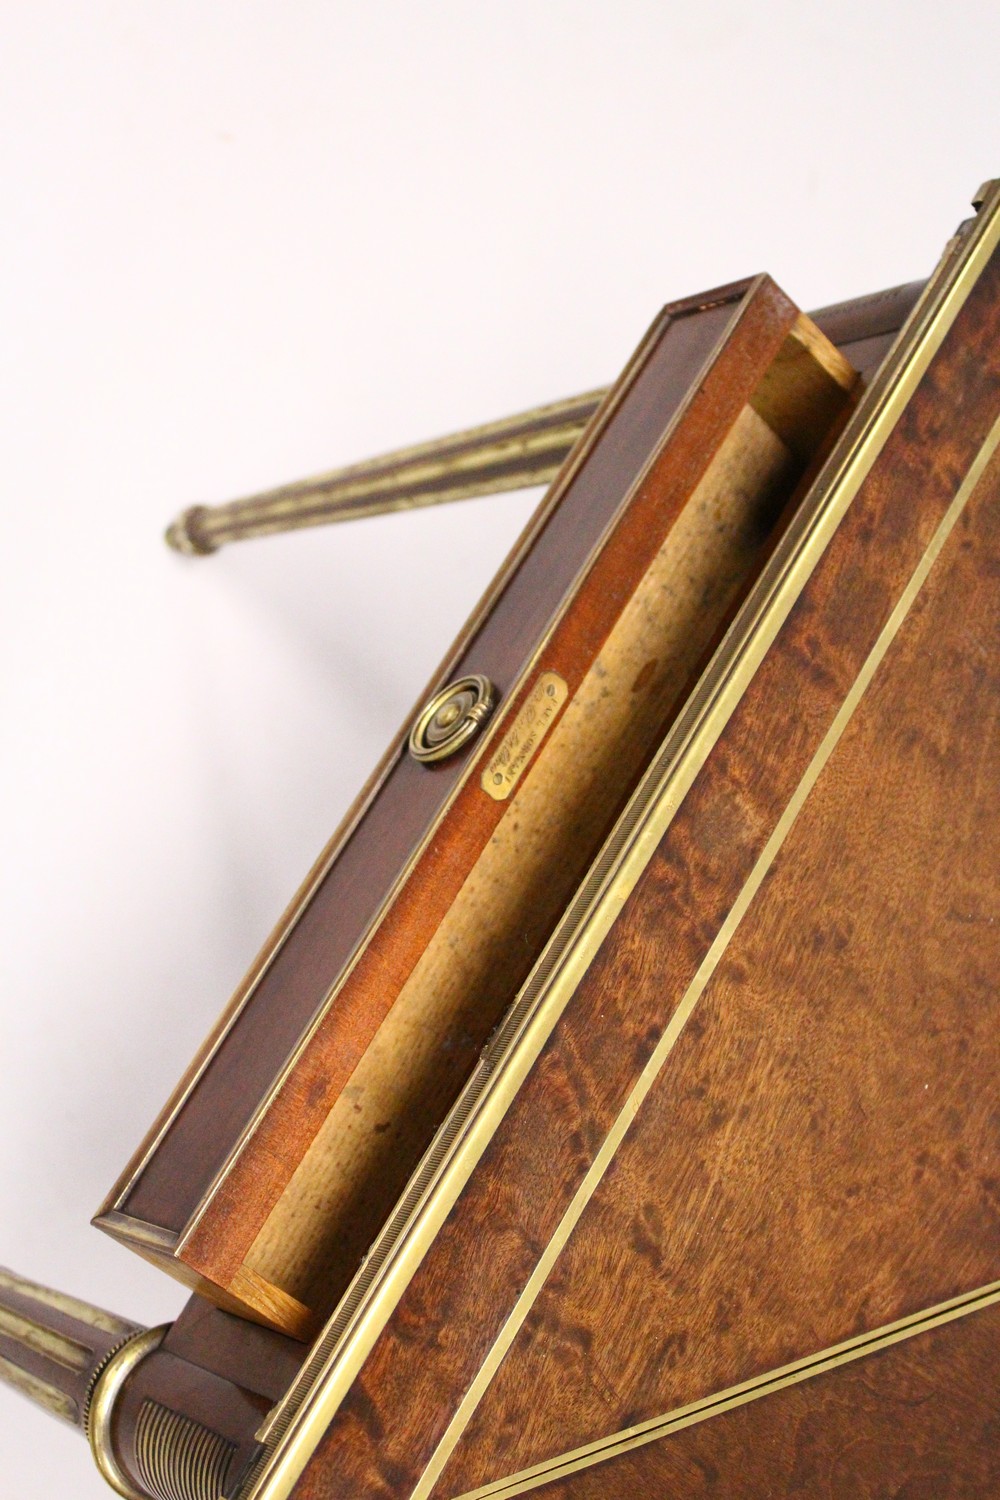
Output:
[[86, 1325, 169, 1500]]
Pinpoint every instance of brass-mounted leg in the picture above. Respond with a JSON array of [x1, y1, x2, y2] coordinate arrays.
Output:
[[163, 389, 606, 553], [0, 1267, 257, 1500], [0, 1264, 143, 1431], [161, 280, 929, 556]]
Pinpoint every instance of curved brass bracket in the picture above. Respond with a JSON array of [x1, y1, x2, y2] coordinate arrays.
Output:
[[87, 1325, 169, 1500]]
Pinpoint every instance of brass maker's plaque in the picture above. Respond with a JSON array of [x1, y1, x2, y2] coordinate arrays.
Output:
[[481, 671, 568, 801]]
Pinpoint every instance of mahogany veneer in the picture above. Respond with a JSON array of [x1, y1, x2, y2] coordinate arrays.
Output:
[[100, 277, 860, 1334]]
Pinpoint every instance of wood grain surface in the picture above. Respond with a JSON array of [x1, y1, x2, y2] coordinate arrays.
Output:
[[286, 236, 1000, 1497], [440, 402, 1000, 1494], [525, 1299, 1000, 1500]]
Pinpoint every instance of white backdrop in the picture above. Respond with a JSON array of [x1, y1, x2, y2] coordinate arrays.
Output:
[[2, 4, 998, 1495]]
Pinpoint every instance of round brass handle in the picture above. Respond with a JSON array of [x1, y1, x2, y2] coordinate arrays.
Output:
[[409, 675, 497, 764]]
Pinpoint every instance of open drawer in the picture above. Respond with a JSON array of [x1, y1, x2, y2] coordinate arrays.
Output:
[[96, 274, 857, 1336]]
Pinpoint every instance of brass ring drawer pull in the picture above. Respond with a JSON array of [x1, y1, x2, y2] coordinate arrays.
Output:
[[409, 675, 497, 763]]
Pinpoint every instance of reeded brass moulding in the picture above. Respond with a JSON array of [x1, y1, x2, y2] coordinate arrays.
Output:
[[409, 674, 497, 763], [237, 182, 1000, 1500], [135, 1400, 237, 1500], [87, 1325, 169, 1500]]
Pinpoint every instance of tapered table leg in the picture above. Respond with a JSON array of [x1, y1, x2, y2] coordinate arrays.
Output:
[[0, 1263, 143, 1431]]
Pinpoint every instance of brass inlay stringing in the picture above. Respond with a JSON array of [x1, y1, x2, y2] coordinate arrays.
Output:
[[409, 675, 497, 764], [238, 183, 1000, 1500], [455, 1280, 1000, 1498], [0, 1266, 137, 1341], [0, 1354, 78, 1425], [0, 1305, 91, 1373], [480, 673, 568, 801]]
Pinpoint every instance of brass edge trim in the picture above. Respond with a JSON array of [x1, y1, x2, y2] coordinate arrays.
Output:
[[413, 400, 1000, 1499], [240, 192, 1000, 1500], [87, 1325, 169, 1500], [82, 1331, 146, 1437], [456, 1279, 1000, 1499], [0, 1266, 139, 1342], [0, 1353, 79, 1424], [112, 296, 698, 1226], [179, 282, 758, 1256], [95, 1213, 181, 1256]]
